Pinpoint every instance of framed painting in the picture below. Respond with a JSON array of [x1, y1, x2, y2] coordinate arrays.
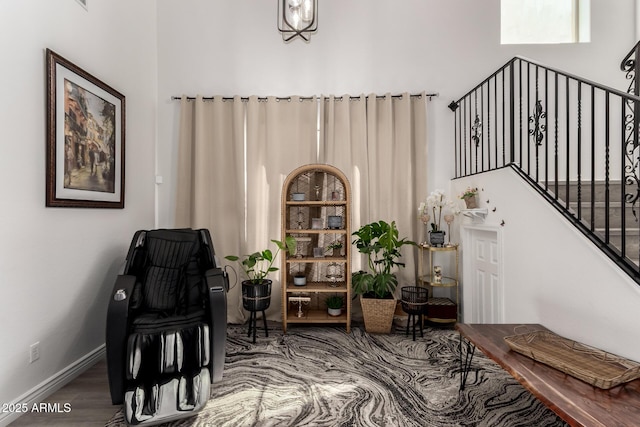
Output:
[[46, 49, 125, 208]]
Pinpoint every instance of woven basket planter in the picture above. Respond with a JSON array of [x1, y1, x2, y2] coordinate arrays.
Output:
[[360, 297, 396, 334], [463, 195, 478, 209]]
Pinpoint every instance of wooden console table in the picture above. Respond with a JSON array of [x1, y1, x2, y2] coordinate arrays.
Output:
[[456, 323, 640, 427]]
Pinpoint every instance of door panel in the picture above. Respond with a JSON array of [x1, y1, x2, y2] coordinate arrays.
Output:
[[468, 229, 502, 323]]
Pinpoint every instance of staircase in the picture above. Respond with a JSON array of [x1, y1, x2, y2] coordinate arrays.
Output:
[[451, 45, 640, 284], [560, 181, 640, 265]]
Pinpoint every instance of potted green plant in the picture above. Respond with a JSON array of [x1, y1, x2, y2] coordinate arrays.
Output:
[[351, 220, 416, 333], [225, 236, 297, 285], [325, 295, 344, 316], [459, 186, 479, 209], [325, 240, 343, 257], [225, 236, 296, 341]]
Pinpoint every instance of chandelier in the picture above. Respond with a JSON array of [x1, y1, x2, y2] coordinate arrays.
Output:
[[277, 0, 318, 43]]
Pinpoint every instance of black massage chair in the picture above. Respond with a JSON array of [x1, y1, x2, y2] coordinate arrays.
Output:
[[106, 228, 228, 425]]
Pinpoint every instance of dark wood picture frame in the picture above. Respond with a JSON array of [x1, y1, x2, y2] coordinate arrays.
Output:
[[46, 49, 125, 208]]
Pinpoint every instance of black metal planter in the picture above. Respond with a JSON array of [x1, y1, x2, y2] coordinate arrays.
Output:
[[400, 286, 429, 341], [242, 280, 272, 343]]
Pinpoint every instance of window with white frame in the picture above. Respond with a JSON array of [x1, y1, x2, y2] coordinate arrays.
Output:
[[501, 0, 590, 44]]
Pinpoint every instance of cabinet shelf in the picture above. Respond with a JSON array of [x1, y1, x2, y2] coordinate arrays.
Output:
[[285, 229, 348, 235], [419, 276, 458, 287], [418, 245, 459, 324], [288, 282, 348, 292], [418, 243, 459, 252], [287, 256, 346, 263], [285, 201, 347, 206], [286, 309, 348, 323], [282, 164, 351, 333]]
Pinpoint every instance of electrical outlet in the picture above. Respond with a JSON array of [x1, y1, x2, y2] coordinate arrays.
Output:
[[29, 342, 40, 363]]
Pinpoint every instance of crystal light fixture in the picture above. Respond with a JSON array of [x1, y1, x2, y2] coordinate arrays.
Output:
[[277, 0, 318, 42]]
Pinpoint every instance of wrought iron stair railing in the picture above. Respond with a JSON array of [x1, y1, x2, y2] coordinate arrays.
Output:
[[451, 53, 640, 284]]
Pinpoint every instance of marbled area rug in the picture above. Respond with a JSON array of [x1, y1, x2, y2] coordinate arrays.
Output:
[[106, 324, 567, 427]]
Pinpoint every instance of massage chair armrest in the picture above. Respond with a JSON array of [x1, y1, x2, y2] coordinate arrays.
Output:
[[205, 268, 228, 382], [105, 274, 137, 405]]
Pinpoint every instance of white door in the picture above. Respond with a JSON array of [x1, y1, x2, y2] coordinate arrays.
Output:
[[464, 227, 502, 323]]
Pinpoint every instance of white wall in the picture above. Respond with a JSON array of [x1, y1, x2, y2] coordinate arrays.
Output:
[[155, 0, 636, 229], [152, 0, 640, 362], [153, 0, 640, 358], [451, 168, 640, 361], [0, 0, 638, 415], [0, 0, 156, 416]]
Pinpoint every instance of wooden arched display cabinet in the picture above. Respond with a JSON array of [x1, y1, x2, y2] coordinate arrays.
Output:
[[281, 164, 351, 333]]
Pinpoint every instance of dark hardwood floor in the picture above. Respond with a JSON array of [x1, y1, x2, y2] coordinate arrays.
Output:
[[9, 358, 117, 427]]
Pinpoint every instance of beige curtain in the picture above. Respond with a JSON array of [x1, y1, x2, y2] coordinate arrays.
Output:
[[175, 93, 426, 322], [175, 96, 246, 322], [176, 95, 318, 323], [320, 93, 428, 285], [245, 96, 318, 320]]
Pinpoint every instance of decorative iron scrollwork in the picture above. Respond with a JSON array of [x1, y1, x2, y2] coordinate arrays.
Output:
[[471, 115, 482, 148], [621, 45, 640, 220], [622, 58, 636, 96], [528, 100, 546, 146], [623, 108, 640, 220]]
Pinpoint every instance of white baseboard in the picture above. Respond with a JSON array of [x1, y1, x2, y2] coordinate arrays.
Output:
[[0, 344, 106, 427]]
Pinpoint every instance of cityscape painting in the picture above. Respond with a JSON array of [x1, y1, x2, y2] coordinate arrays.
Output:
[[46, 49, 125, 208]]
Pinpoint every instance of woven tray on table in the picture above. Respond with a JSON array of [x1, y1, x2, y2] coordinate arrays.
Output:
[[504, 328, 640, 389]]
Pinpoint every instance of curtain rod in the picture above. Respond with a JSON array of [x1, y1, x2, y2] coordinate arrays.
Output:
[[171, 93, 439, 102]]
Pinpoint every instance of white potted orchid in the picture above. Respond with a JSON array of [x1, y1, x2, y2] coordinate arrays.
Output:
[[419, 190, 460, 247], [417, 201, 430, 245]]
